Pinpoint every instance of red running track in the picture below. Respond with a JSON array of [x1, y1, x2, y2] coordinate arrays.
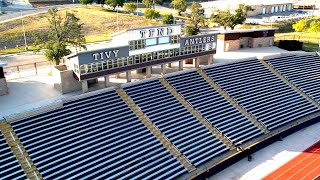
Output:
[[263, 140, 320, 180]]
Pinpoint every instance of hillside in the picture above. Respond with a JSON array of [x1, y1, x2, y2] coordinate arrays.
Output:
[[0, 6, 160, 50]]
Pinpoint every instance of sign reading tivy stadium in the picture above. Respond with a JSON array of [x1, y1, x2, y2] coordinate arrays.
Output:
[[180, 34, 217, 47], [77, 46, 130, 65]]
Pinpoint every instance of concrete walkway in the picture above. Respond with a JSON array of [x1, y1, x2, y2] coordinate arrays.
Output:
[[209, 122, 320, 180], [213, 46, 302, 65], [0, 61, 198, 117]]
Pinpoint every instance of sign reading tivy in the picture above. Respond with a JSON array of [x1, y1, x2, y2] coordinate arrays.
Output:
[[92, 50, 120, 61], [180, 34, 217, 47], [76, 46, 129, 65]]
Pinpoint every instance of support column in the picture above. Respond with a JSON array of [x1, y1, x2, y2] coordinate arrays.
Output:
[[168, 63, 172, 68], [82, 80, 88, 93], [161, 64, 166, 75], [126, 71, 132, 83], [146, 66, 151, 78], [208, 55, 213, 65], [104, 75, 109, 88], [115, 73, 120, 78], [179, 60, 183, 71], [194, 58, 199, 68]]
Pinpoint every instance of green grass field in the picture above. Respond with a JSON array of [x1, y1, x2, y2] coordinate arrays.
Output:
[[0, 6, 160, 54]]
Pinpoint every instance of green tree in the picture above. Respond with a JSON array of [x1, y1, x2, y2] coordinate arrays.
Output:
[[184, 25, 199, 36], [184, 2, 205, 36], [105, 0, 124, 10], [96, 0, 105, 7], [211, 4, 250, 29], [123, 3, 137, 13], [292, 19, 308, 32], [142, 0, 156, 8], [79, 0, 93, 5], [162, 13, 174, 24], [309, 20, 320, 34], [34, 8, 86, 65], [170, 0, 187, 15], [144, 8, 160, 19]]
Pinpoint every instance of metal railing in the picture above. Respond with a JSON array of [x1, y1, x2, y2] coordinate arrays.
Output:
[[215, 81, 269, 130], [162, 76, 234, 145], [6, 125, 40, 180], [3, 61, 53, 80], [120, 88, 193, 168]]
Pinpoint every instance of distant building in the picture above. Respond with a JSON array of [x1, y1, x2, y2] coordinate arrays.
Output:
[[200, 0, 293, 18], [216, 28, 278, 53]]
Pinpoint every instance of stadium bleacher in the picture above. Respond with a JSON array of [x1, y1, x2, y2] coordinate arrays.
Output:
[[123, 79, 229, 167], [203, 59, 320, 130], [2, 55, 320, 179], [0, 130, 27, 180], [165, 71, 264, 145], [266, 55, 320, 104], [9, 90, 187, 179]]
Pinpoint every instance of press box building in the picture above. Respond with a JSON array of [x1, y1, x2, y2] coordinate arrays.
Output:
[[51, 25, 277, 94], [60, 24, 217, 93]]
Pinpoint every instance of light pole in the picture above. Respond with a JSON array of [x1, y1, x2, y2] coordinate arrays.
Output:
[[117, 4, 119, 32], [174, 3, 175, 23], [21, 11, 28, 51], [136, 0, 139, 16]]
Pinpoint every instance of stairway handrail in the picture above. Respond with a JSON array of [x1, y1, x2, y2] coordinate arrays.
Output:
[[162, 76, 234, 147], [122, 89, 185, 160]]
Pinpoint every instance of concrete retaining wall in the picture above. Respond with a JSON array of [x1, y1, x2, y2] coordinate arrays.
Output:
[[5, 101, 63, 122], [252, 37, 274, 48], [52, 65, 82, 94], [262, 52, 317, 60], [0, 78, 8, 96]]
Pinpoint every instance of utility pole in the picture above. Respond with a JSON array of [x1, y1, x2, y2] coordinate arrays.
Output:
[[21, 11, 28, 51]]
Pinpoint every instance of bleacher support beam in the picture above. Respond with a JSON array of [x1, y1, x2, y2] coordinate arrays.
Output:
[[259, 59, 320, 109], [159, 77, 236, 150], [196, 68, 270, 134], [0, 121, 42, 180], [115, 89, 196, 172]]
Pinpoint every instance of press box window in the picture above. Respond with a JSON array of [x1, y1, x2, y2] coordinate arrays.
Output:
[[129, 40, 146, 50], [80, 64, 88, 74], [158, 37, 170, 44], [171, 35, 180, 44], [146, 38, 157, 46]]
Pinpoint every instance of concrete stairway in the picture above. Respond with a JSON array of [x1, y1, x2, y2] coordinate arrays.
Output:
[[259, 59, 320, 109], [196, 69, 270, 134], [159, 77, 236, 150], [116, 89, 196, 172], [0, 121, 42, 180]]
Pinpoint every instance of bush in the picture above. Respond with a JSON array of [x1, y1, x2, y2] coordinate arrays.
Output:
[[79, 0, 93, 5], [123, 3, 137, 13], [144, 8, 160, 19], [162, 13, 174, 24], [184, 25, 199, 36]]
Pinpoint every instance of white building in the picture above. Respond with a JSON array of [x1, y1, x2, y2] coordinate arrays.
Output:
[[199, 0, 293, 18]]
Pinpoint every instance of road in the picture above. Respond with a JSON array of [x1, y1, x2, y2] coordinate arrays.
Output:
[[0, 40, 112, 66], [0, 3, 82, 23]]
